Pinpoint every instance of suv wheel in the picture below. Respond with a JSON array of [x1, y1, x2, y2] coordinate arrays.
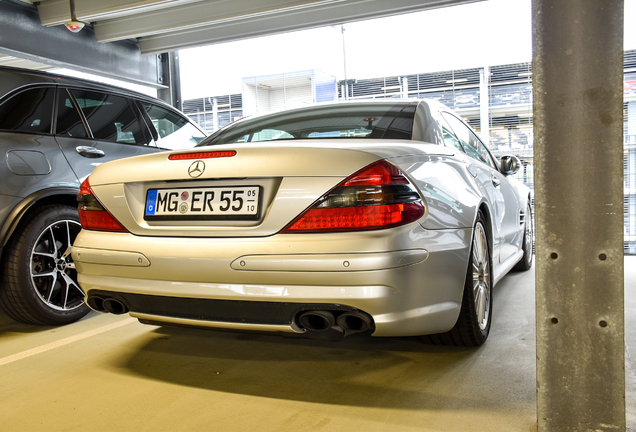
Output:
[[0, 204, 90, 325]]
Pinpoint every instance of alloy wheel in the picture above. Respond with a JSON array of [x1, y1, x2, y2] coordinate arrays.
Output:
[[525, 205, 534, 258], [30, 219, 85, 311], [472, 223, 491, 331]]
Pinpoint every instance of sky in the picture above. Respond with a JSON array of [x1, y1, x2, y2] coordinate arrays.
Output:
[[179, 0, 636, 99]]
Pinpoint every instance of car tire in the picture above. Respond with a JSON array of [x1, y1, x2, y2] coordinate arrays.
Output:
[[0, 204, 90, 325], [514, 202, 533, 271], [421, 211, 493, 347]]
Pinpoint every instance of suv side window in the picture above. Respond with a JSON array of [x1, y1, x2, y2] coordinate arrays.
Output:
[[0, 87, 55, 134], [139, 102, 206, 150], [69, 89, 148, 145], [441, 112, 497, 169]]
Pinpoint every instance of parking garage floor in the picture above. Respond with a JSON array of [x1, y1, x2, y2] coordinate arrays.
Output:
[[0, 258, 634, 432]]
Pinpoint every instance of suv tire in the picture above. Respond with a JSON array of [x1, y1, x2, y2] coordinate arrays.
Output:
[[0, 204, 89, 325]]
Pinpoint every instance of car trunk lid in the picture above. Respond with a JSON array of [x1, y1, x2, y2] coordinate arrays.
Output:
[[87, 144, 391, 237]]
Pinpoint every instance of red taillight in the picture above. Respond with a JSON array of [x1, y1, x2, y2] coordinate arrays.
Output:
[[77, 178, 128, 233], [168, 150, 236, 160], [282, 160, 426, 233], [343, 161, 408, 187]]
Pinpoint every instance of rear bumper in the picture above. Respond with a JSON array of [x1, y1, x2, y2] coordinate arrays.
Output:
[[72, 224, 472, 337]]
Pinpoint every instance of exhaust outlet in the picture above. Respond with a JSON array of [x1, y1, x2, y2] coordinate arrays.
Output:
[[102, 298, 129, 315], [86, 296, 106, 312], [336, 311, 373, 334], [298, 310, 336, 331]]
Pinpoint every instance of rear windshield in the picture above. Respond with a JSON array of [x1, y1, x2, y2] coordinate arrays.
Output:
[[198, 102, 416, 146]]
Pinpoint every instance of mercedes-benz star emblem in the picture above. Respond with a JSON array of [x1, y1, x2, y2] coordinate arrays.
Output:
[[188, 160, 205, 178]]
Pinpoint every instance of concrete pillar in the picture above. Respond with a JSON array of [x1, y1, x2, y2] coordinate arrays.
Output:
[[533, 1, 625, 430]]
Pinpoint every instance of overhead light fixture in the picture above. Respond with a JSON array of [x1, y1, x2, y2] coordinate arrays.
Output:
[[64, 0, 85, 33], [65, 21, 84, 32]]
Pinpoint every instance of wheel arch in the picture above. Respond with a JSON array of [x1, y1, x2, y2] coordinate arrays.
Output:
[[476, 201, 495, 258], [1, 187, 79, 248]]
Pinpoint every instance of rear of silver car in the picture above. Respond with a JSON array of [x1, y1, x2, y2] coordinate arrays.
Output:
[[72, 99, 532, 346], [72, 144, 472, 338]]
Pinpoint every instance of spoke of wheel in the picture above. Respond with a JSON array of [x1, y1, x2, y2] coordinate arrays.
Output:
[[65, 221, 71, 248], [45, 273, 58, 303], [473, 248, 480, 268], [33, 270, 56, 278], [472, 238, 482, 295], [47, 226, 59, 257], [61, 246, 73, 260], [58, 276, 69, 309], [62, 221, 76, 260], [476, 285, 485, 324], [479, 227, 487, 261], [61, 272, 84, 296], [473, 264, 481, 306], [33, 251, 56, 259]]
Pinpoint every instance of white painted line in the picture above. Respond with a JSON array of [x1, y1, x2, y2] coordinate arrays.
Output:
[[0, 317, 136, 367]]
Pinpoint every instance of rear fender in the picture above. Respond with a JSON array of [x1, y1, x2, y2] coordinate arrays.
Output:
[[0, 187, 78, 247]]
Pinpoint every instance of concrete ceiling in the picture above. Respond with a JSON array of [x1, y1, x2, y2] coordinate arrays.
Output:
[[0, 0, 480, 86], [35, 0, 481, 53]]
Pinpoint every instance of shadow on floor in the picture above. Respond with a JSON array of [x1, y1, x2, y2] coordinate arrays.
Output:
[[114, 325, 522, 411]]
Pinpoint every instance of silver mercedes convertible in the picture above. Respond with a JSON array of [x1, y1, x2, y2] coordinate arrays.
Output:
[[72, 100, 532, 346]]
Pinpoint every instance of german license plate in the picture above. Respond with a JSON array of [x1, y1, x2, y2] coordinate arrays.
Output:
[[144, 186, 261, 220]]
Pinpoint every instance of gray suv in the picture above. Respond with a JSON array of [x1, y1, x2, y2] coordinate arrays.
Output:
[[0, 67, 206, 326]]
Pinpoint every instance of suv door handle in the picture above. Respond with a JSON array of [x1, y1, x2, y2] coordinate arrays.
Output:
[[76, 146, 105, 158], [492, 176, 501, 187]]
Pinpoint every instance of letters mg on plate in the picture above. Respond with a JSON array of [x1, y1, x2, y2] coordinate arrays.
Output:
[[144, 186, 260, 220]]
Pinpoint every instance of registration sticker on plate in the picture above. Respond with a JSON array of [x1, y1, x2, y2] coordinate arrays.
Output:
[[144, 186, 261, 220]]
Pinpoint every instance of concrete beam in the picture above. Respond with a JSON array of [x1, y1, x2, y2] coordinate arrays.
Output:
[[0, 0, 163, 88], [135, 0, 481, 54], [36, 0, 204, 27]]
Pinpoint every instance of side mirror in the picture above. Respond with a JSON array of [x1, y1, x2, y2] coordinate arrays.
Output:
[[500, 155, 521, 175]]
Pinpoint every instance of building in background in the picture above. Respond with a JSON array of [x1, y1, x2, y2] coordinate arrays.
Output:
[[183, 70, 337, 132], [242, 70, 337, 116]]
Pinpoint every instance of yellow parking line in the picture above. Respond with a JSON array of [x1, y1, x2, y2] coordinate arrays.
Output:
[[0, 317, 136, 366]]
